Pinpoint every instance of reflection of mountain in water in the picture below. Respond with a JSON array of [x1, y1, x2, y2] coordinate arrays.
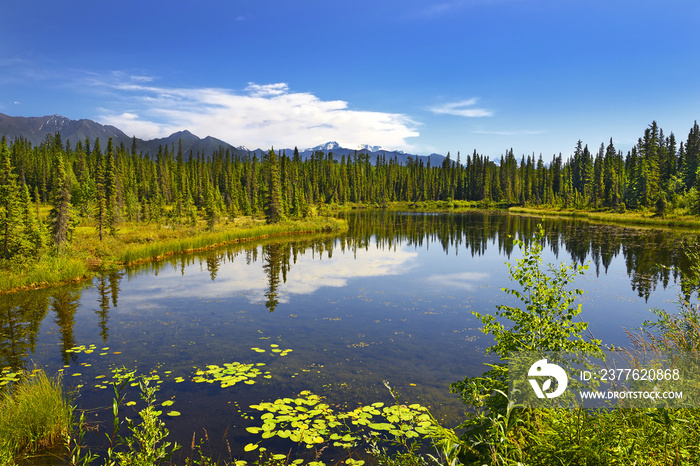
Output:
[[2, 212, 698, 371]]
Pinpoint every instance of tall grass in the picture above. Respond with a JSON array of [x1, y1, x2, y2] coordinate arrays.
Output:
[[509, 206, 700, 229], [0, 255, 90, 293], [0, 369, 72, 460], [0, 217, 347, 293], [118, 217, 347, 265]]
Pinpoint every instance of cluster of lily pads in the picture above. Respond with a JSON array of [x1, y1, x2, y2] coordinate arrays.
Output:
[[250, 343, 293, 357], [192, 362, 272, 388], [0, 368, 21, 387], [53, 340, 296, 393], [191, 344, 292, 388], [65, 344, 119, 356], [244, 390, 437, 453]]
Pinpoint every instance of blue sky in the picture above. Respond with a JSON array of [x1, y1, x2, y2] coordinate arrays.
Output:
[[1, 0, 698, 158]]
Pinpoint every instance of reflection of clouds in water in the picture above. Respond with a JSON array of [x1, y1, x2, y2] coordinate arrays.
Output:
[[115, 246, 418, 312], [426, 272, 490, 291]]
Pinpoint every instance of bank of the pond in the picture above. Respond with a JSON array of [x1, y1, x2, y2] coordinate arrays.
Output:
[[509, 206, 700, 229], [332, 201, 700, 230], [0, 217, 347, 294], [331, 200, 510, 212]]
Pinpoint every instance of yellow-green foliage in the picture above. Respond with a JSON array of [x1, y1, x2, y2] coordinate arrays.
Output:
[[0, 216, 346, 293], [0, 369, 72, 460], [118, 217, 347, 265], [0, 254, 90, 293], [509, 206, 700, 229]]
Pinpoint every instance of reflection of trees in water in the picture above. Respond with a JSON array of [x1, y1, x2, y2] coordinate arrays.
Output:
[[206, 254, 221, 281], [0, 277, 115, 370], [52, 288, 81, 365], [95, 275, 110, 342], [93, 271, 124, 342], [0, 292, 49, 370], [263, 244, 282, 312], [132, 211, 697, 303], [339, 211, 699, 301]]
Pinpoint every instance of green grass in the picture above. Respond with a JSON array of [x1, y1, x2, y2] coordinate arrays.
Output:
[[0, 216, 347, 293], [117, 217, 347, 265], [509, 206, 700, 229], [0, 368, 72, 461], [0, 254, 90, 293]]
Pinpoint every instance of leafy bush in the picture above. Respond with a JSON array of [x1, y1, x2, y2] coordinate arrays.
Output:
[[447, 224, 700, 465], [450, 224, 602, 464]]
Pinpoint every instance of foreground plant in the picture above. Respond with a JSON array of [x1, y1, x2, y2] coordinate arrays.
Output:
[[64, 367, 180, 466], [108, 376, 180, 465], [444, 226, 700, 465], [450, 224, 602, 464], [0, 368, 72, 461]]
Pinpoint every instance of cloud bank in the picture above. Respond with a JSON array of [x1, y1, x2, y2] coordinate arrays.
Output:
[[98, 78, 419, 151]]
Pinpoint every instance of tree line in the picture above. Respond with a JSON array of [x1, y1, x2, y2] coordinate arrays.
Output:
[[0, 120, 699, 262]]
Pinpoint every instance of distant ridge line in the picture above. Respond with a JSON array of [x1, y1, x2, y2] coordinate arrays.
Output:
[[0, 113, 446, 165]]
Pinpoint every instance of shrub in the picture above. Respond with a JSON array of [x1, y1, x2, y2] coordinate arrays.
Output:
[[450, 224, 602, 464]]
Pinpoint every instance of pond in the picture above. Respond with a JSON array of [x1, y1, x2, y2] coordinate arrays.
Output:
[[4, 211, 698, 463]]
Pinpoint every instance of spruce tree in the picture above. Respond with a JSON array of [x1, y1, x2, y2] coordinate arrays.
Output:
[[48, 154, 73, 252], [20, 183, 44, 257], [263, 149, 285, 223], [94, 140, 107, 241], [0, 144, 21, 259], [203, 180, 218, 230], [105, 138, 118, 235], [683, 121, 700, 191]]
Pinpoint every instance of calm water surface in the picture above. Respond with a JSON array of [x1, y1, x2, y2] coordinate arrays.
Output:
[[5, 211, 698, 462]]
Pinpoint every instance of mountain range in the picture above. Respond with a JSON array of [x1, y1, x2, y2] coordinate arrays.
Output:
[[0, 113, 446, 166]]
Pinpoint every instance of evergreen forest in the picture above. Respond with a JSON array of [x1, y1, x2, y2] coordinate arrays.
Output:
[[1, 119, 700, 265]]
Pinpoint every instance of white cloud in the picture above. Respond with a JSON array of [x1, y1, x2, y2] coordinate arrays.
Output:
[[100, 111, 166, 140], [97, 79, 420, 151], [426, 272, 490, 290], [130, 75, 155, 83], [245, 82, 289, 97], [430, 99, 493, 118], [416, 2, 463, 17], [113, 244, 418, 312]]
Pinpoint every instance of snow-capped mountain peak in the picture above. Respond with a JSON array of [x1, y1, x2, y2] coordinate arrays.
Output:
[[307, 141, 343, 152], [356, 143, 386, 152], [306, 141, 398, 153]]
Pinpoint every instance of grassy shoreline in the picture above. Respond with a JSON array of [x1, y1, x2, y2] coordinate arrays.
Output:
[[0, 216, 347, 294], [331, 200, 700, 229], [508, 206, 700, 229], [330, 199, 511, 212]]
